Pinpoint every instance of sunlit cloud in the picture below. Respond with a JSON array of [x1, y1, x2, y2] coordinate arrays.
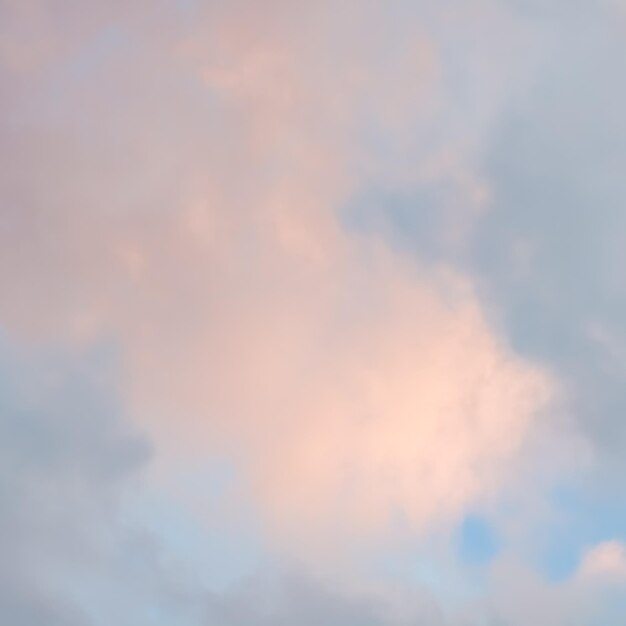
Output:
[[1, 0, 626, 624]]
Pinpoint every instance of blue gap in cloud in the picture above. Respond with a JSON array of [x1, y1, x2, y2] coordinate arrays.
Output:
[[539, 483, 626, 582], [457, 514, 499, 566]]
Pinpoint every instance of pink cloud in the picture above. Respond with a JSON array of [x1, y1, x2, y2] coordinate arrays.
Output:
[[0, 0, 558, 553]]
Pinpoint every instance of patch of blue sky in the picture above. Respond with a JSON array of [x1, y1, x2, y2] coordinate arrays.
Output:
[[536, 483, 626, 582], [457, 514, 500, 567]]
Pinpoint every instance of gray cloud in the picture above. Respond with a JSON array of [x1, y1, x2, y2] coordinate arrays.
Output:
[[0, 338, 185, 626], [205, 569, 447, 626], [352, 0, 626, 468], [470, 2, 626, 462]]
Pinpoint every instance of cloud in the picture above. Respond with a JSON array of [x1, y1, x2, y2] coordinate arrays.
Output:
[[205, 552, 626, 626], [205, 569, 445, 626], [0, 0, 564, 556], [467, 0, 626, 465], [478, 539, 626, 626], [0, 337, 231, 626], [578, 541, 626, 581], [3, 1, 624, 624], [0, 329, 604, 626]]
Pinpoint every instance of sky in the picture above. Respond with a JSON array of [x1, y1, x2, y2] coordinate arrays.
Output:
[[1, 1, 626, 624]]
